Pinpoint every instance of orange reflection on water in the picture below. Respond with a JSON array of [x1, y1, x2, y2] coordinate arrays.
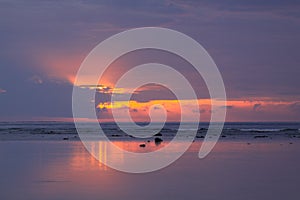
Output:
[[69, 140, 180, 171], [69, 141, 108, 171], [67, 139, 294, 173]]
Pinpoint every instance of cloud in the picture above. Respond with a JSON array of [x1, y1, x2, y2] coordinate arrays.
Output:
[[253, 103, 262, 111], [0, 88, 6, 93], [200, 109, 206, 113], [97, 107, 108, 113], [130, 108, 138, 113], [2, 0, 300, 101], [289, 102, 300, 113], [131, 84, 177, 103], [29, 75, 43, 84], [219, 105, 234, 109], [193, 109, 206, 113], [226, 105, 234, 109], [153, 106, 161, 110], [1, 0, 300, 121], [79, 85, 112, 93], [173, 0, 300, 17]]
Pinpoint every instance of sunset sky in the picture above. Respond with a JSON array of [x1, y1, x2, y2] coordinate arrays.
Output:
[[0, 0, 300, 122]]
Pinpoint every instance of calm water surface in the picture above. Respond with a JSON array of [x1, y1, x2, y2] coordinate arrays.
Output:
[[0, 140, 299, 200]]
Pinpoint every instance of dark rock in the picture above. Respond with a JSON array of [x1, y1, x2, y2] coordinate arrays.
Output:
[[63, 137, 69, 140], [154, 133, 162, 136], [196, 135, 204, 138], [139, 144, 146, 148], [154, 137, 163, 145], [221, 135, 226, 138], [147, 140, 151, 143]]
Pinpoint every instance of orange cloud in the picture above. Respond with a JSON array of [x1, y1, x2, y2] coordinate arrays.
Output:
[[95, 98, 300, 122]]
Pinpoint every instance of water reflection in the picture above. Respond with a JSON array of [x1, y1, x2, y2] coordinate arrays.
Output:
[[69, 141, 108, 171], [1, 140, 299, 200], [70, 140, 169, 171]]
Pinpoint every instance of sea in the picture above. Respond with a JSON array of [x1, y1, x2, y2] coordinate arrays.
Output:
[[0, 121, 299, 140]]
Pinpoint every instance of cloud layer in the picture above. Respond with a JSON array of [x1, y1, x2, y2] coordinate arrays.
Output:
[[1, 0, 300, 121]]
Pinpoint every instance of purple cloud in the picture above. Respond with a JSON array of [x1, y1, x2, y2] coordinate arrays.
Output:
[[1, 0, 300, 121]]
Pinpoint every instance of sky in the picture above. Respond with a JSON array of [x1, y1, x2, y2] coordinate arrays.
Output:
[[0, 0, 300, 122]]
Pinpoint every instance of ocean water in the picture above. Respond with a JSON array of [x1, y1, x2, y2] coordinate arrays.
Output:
[[1, 122, 300, 200], [0, 121, 299, 140]]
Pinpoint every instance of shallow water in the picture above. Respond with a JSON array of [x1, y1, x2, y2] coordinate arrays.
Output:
[[0, 140, 299, 200], [1, 122, 300, 141]]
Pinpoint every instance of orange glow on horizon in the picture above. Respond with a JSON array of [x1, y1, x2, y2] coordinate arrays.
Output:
[[32, 52, 300, 122]]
